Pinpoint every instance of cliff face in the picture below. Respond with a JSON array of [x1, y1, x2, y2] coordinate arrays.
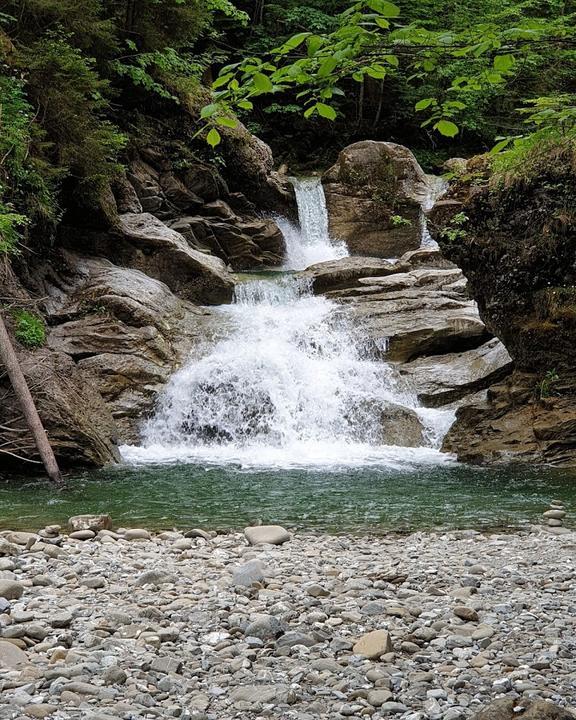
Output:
[[436, 151, 576, 465]]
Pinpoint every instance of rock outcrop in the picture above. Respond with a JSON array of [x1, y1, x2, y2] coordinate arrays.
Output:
[[39, 253, 224, 443], [433, 149, 576, 465], [322, 141, 436, 257], [302, 246, 511, 417], [0, 265, 120, 469], [73, 213, 234, 305]]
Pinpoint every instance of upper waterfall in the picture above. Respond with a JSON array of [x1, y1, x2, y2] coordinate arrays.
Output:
[[275, 177, 347, 270]]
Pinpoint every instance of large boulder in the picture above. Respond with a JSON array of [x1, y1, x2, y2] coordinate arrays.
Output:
[[300, 257, 400, 294], [400, 338, 513, 407], [172, 210, 286, 270], [124, 154, 287, 270], [0, 345, 120, 468], [322, 141, 434, 257], [344, 289, 488, 362], [442, 373, 576, 465], [43, 254, 223, 442], [220, 122, 295, 216], [72, 213, 234, 305]]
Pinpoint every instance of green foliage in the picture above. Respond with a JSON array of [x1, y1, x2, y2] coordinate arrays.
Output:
[[490, 95, 576, 183], [536, 368, 560, 400], [439, 211, 469, 243], [21, 32, 127, 193], [0, 0, 254, 242], [201, 0, 576, 160], [0, 207, 27, 255], [0, 75, 58, 248], [12, 310, 46, 349], [390, 214, 412, 227]]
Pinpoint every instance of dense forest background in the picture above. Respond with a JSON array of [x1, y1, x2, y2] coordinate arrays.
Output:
[[1, 0, 575, 257]]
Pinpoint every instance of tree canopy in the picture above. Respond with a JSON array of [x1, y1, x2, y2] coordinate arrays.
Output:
[[1, 0, 575, 254]]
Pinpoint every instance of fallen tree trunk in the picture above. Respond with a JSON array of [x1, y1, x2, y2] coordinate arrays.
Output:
[[0, 314, 63, 485]]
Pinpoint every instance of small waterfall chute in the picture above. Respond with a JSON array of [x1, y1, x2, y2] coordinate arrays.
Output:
[[276, 176, 347, 271]]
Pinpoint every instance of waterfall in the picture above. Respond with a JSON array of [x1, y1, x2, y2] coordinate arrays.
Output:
[[420, 174, 448, 250], [121, 179, 454, 469], [275, 177, 347, 270]]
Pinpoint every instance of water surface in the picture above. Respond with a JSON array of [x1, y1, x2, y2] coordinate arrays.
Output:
[[1, 463, 574, 533]]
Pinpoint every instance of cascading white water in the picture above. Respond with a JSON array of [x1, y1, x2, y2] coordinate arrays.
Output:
[[121, 178, 455, 469], [276, 177, 347, 270], [420, 175, 448, 249]]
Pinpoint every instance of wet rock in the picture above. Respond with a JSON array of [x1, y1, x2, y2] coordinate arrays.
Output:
[[400, 338, 512, 407], [43, 253, 219, 443], [300, 257, 398, 294]]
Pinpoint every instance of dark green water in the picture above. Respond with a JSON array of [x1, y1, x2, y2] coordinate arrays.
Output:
[[0, 462, 574, 533]]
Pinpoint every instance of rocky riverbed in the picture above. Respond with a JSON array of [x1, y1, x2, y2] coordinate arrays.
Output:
[[0, 522, 575, 720]]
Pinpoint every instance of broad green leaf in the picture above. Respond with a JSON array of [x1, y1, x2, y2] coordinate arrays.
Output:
[[216, 117, 238, 128], [365, 66, 386, 80], [201, 103, 219, 119], [435, 119, 459, 137], [486, 71, 504, 84], [415, 98, 435, 111], [366, 0, 400, 17], [382, 55, 398, 67], [253, 72, 273, 93], [318, 56, 338, 78], [316, 102, 337, 120], [493, 54, 515, 72], [375, 17, 390, 28], [206, 128, 221, 147], [489, 137, 513, 154], [212, 73, 233, 89], [307, 36, 324, 56], [283, 32, 311, 51], [237, 100, 253, 110]]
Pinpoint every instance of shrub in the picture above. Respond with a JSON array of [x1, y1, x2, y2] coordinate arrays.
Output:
[[12, 310, 46, 349]]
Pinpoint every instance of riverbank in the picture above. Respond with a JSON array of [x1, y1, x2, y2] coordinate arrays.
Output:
[[1, 524, 575, 719]]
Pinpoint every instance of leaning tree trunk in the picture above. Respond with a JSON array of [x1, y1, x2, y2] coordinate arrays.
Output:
[[0, 314, 63, 485]]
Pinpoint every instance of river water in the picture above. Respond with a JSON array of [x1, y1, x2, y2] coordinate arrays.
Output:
[[2, 178, 575, 530]]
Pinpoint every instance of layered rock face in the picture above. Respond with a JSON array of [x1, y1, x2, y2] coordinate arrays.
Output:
[[435, 154, 576, 465], [39, 254, 225, 443], [117, 150, 287, 272], [322, 141, 436, 257], [301, 248, 512, 416], [0, 265, 120, 469]]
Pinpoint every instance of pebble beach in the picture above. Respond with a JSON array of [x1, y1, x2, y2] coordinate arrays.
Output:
[[0, 519, 575, 720]]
